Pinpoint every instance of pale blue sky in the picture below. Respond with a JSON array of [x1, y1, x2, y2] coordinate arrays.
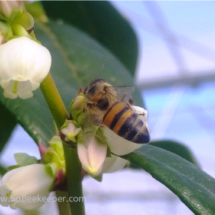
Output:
[[113, 1, 215, 85]]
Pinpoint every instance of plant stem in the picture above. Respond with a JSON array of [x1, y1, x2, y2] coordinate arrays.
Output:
[[64, 144, 85, 214], [40, 73, 85, 215], [40, 74, 68, 127], [56, 191, 70, 215]]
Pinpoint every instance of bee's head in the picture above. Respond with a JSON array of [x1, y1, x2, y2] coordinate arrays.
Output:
[[84, 79, 107, 101], [84, 78, 118, 111]]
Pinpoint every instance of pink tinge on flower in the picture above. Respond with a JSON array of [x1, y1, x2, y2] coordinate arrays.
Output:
[[61, 122, 81, 142], [38, 142, 49, 157], [78, 135, 107, 176], [54, 168, 66, 191], [0, 0, 23, 19], [17, 1, 25, 10]]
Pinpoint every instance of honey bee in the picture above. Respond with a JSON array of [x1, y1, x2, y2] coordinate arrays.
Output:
[[83, 79, 150, 144]]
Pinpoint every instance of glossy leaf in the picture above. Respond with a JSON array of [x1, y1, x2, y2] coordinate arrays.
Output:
[[0, 102, 16, 152], [0, 21, 143, 145], [123, 145, 215, 215], [150, 140, 199, 166], [41, 1, 138, 74]]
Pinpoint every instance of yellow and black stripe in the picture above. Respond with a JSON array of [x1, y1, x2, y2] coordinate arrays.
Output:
[[103, 102, 149, 143]]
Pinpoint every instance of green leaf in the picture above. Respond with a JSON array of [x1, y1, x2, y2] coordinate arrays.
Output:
[[0, 102, 17, 152], [0, 164, 7, 175], [150, 140, 199, 166], [41, 1, 138, 74], [0, 89, 55, 146], [14, 153, 37, 166], [123, 145, 215, 215], [0, 20, 143, 145]]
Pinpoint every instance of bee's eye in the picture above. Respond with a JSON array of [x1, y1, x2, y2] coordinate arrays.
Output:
[[97, 98, 109, 111], [88, 85, 96, 95]]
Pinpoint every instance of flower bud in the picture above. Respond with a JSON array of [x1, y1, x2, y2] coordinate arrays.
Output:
[[0, 36, 51, 99], [0, 164, 54, 210], [70, 92, 86, 123], [0, 0, 24, 19], [0, 21, 11, 44], [61, 120, 82, 142], [70, 91, 85, 111]]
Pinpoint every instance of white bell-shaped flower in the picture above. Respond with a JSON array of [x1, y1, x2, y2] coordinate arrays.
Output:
[[100, 155, 128, 174], [103, 105, 150, 155], [78, 136, 128, 176], [0, 36, 51, 99], [103, 126, 143, 155], [0, 164, 54, 210], [78, 135, 107, 176]]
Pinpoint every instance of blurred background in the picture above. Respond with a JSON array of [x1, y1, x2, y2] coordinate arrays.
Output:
[[1, 1, 215, 215]]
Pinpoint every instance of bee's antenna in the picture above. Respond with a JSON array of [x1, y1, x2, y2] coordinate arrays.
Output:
[[97, 64, 105, 79]]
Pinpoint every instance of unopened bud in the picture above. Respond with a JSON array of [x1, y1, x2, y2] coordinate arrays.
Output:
[[0, 0, 24, 19]]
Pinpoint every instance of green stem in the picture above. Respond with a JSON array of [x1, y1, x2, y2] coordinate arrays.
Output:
[[40, 73, 85, 215], [40, 73, 68, 127], [64, 145, 85, 214], [56, 191, 70, 215]]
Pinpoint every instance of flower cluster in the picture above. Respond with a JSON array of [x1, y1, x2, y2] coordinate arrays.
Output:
[[61, 91, 150, 177], [0, 137, 65, 210], [0, 0, 33, 43], [0, 2, 51, 99]]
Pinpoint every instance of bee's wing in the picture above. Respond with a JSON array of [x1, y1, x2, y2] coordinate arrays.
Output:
[[114, 86, 135, 98], [104, 86, 135, 105], [115, 86, 135, 106]]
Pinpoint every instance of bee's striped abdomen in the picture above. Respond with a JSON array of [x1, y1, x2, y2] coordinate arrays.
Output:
[[103, 102, 150, 144]]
